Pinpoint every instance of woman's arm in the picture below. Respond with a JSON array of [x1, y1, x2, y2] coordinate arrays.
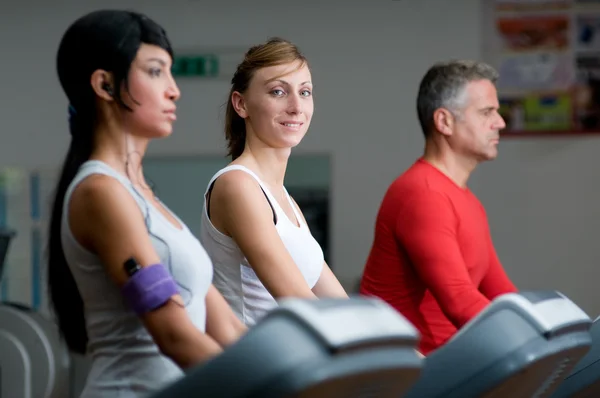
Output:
[[288, 197, 348, 298], [205, 284, 247, 347], [69, 174, 222, 369], [311, 263, 348, 298]]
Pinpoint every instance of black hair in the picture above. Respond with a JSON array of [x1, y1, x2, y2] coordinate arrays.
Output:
[[47, 9, 174, 354]]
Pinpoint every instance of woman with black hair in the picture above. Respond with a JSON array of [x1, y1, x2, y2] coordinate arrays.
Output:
[[47, 9, 245, 397]]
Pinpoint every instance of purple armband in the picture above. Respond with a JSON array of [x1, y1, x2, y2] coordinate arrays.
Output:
[[121, 263, 179, 315]]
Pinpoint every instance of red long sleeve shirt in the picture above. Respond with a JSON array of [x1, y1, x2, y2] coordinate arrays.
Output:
[[360, 158, 517, 354]]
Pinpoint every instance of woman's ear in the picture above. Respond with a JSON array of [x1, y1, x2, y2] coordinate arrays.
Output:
[[90, 69, 115, 102], [231, 91, 248, 119]]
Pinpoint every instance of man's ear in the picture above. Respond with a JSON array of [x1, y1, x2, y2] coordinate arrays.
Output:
[[433, 107, 455, 137]]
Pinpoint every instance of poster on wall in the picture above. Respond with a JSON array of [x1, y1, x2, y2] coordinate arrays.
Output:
[[496, 53, 574, 92], [495, 0, 572, 11], [483, 0, 600, 135], [574, 54, 600, 130], [577, 15, 600, 50], [495, 15, 570, 52], [499, 93, 572, 132]]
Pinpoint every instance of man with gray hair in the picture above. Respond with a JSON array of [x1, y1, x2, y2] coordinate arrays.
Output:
[[360, 60, 517, 355]]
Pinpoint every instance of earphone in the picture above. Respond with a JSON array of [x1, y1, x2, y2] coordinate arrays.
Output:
[[102, 82, 113, 97]]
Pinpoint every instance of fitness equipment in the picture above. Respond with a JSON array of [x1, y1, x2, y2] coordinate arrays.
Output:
[[0, 228, 72, 398], [551, 316, 600, 397], [0, 304, 71, 398], [404, 290, 593, 398], [152, 297, 424, 398]]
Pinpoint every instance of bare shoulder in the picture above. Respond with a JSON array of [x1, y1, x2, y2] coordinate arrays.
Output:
[[68, 173, 148, 258], [69, 174, 144, 228], [70, 173, 137, 212], [210, 169, 264, 202]]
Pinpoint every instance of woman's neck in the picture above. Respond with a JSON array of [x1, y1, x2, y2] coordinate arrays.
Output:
[[90, 127, 150, 188], [235, 146, 290, 188]]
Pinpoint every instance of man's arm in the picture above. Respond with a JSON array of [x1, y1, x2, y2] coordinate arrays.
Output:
[[395, 191, 490, 328], [478, 229, 518, 300]]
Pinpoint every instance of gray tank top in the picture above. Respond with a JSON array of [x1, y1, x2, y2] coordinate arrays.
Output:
[[61, 160, 213, 397]]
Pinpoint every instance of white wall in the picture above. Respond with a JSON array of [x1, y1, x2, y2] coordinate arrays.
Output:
[[2, 1, 600, 316]]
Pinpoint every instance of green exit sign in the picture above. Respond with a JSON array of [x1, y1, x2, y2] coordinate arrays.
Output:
[[172, 54, 219, 78]]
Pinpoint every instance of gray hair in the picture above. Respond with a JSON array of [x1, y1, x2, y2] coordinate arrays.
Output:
[[416, 60, 499, 137]]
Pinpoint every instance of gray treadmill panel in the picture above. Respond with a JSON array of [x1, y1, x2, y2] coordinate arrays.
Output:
[[151, 297, 423, 398], [450, 291, 591, 344], [551, 318, 600, 397], [275, 296, 419, 351], [404, 291, 593, 398], [518, 290, 563, 303]]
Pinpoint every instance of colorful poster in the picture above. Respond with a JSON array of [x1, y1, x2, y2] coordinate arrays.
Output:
[[577, 15, 600, 50], [497, 52, 574, 91], [574, 54, 600, 130], [500, 93, 572, 132], [485, 0, 600, 133], [495, 0, 572, 11], [499, 98, 527, 131], [496, 16, 570, 52], [522, 93, 572, 130]]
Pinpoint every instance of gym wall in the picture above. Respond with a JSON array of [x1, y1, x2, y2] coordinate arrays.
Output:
[[1, 0, 599, 318]]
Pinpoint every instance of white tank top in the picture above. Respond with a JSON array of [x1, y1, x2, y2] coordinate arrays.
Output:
[[200, 165, 324, 326], [61, 160, 213, 397]]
